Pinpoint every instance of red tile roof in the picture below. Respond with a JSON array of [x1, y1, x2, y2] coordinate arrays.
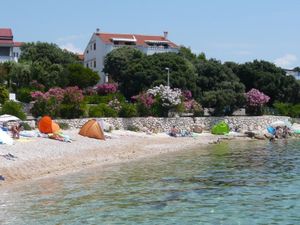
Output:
[[96, 32, 178, 48], [13, 42, 23, 47], [76, 53, 84, 61], [0, 28, 13, 38]]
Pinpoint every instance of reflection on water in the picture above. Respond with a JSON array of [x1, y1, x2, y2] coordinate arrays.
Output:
[[1, 140, 300, 224]]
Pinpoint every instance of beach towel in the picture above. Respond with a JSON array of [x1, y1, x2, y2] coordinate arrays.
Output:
[[0, 129, 13, 145]]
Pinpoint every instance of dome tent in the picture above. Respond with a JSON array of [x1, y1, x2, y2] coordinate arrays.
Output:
[[79, 119, 105, 140], [38, 116, 60, 134], [211, 121, 230, 135]]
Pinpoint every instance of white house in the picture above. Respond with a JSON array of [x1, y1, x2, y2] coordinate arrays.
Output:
[[84, 29, 179, 83], [0, 28, 23, 63], [285, 69, 300, 80]]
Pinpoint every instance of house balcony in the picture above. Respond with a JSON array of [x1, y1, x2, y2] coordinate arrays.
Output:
[[143, 47, 179, 55], [0, 56, 17, 63]]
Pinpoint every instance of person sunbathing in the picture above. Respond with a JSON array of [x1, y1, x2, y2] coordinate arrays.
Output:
[[170, 125, 179, 137], [10, 123, 23, 139]]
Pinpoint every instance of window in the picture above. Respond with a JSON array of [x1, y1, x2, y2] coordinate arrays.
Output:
[[87, 49, 89, 54], [90, 45, 92, 50], [86, 63, 89, 68], [94, 43, 96, 50], [94, 60, 96, 68]]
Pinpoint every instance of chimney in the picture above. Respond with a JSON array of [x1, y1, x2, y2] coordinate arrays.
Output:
[[163, 31, 168, 39], [96, 28, 100, 34]]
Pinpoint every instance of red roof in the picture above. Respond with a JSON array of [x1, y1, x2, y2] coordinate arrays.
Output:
[[77, 53, 84, 61], [13, 42, 23, 47], [0, 28, 13, 38], [96, 32, 178, 48]]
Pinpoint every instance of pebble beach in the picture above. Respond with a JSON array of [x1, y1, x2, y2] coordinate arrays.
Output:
[[0, 129, 225, 188]]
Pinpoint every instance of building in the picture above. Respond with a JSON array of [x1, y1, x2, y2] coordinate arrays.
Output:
[[84, 29, 179, 83], [0, 28, 23, 63], [285, 69, 300, 80]]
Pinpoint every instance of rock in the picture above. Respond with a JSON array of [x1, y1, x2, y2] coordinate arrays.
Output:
[[192, 125, 203, 133]]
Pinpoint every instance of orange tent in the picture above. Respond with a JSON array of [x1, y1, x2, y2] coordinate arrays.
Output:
[[79, 119, 105, 140], [38, 116, 60, 134]]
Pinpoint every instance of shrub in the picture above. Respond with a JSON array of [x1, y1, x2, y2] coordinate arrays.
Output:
[[60, 103, 86, 119], [0, 85, 9, 104], [96, 83, 118, 95], [119, 103, 138, 117], [85, 93, 126, 104], [245, 88, 270, 116], [30, 86, 85, 118], [273, 102, 300, 118], [88, 103, 118, 117], [17, 87, 33, 103], [1, 101, 26, 120]]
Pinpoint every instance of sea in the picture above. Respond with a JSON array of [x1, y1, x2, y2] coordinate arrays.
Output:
[[1, 139, 300, 225]]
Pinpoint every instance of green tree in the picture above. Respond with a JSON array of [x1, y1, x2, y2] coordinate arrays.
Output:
[[233, 60, 300, 104], [104, 47, 199, 99], [66, 64, 99, 88], [196, 59, 245, 115], [20, 42, 78, 65]]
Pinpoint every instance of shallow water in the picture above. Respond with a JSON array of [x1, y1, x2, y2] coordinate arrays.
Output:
[[1, 140, 300, 225]]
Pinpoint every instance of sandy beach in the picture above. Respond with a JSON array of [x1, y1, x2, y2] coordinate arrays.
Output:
[[0, 129, 229, 187]]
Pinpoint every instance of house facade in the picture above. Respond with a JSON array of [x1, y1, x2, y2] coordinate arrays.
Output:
[[84, 29, 179, 83], [285, 69, 300, 80], [0, 28, 23, 63]]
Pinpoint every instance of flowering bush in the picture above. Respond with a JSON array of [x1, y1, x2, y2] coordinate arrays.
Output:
[[108, 98, 122, 112], [63, 86, 84, 104], [131, 93, 155, 108], [245, 88, 270, 106], [30, 80, 45, 91], [182, 90, 192, 101], [30, 86, 85, 118], [96, 83, 118, 95], [147, 85, 182, 107], [83, 87, 97, 96], [245, 88, 270, 115]]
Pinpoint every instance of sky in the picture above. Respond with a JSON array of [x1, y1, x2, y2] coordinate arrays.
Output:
[[1, 0, 300, 69]]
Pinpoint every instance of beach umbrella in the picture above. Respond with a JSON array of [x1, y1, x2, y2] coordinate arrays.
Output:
[[0, 114, 21, 122]]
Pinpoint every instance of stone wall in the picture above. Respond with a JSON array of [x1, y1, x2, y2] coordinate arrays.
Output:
[[54, 116, 290, 133]]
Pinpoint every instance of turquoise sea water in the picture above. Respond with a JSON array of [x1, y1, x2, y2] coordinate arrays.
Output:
[[1, 140, 300, 225]]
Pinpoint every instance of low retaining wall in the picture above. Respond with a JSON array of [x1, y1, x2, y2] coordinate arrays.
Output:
[[54, 116, 290, 133]]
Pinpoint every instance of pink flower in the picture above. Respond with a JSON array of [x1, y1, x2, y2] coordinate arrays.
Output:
[[245, 88, 270, 107], [96, 83, 118, 95]]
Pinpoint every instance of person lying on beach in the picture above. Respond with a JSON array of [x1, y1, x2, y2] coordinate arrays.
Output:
[[169, 125, 179, 137], [10, 123, 23, 139]]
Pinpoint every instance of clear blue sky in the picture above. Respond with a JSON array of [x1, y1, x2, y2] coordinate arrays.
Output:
[[1, 0, 299, 68]]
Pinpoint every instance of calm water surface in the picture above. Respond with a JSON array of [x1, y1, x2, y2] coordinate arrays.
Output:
[[1, 140, 300, 225]]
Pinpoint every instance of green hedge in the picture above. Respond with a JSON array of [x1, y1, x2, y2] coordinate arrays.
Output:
[[273, 102, 300, 118], [1, 101, 26, 120], [89, 103, 118, 117]]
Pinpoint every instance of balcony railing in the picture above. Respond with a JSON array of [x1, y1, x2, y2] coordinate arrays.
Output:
[[109, 45, 179, 55], [0, 56, 16, 63]]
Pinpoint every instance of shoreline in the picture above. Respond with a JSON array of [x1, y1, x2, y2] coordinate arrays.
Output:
[[0, 129, 258, 189]]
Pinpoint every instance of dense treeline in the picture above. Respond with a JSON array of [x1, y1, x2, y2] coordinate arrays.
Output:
[[0, 42, 99, 91], [0, 43, 300, 118], [104, 46, 300, 115]]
